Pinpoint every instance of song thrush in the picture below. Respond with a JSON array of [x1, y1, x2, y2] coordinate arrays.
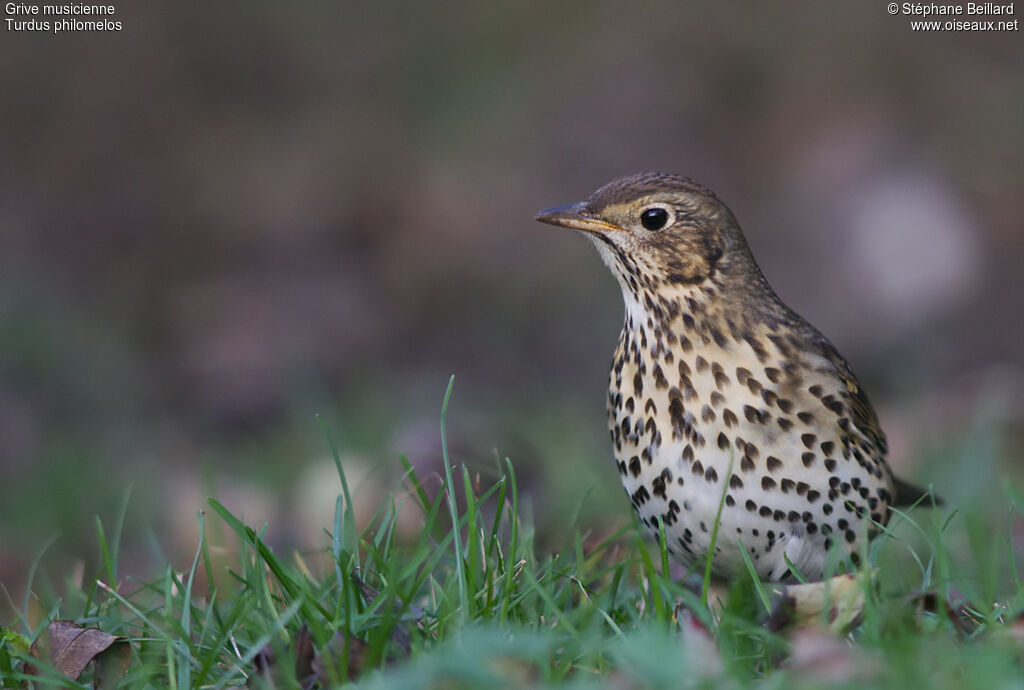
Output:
[[536, 172, 935, 582]]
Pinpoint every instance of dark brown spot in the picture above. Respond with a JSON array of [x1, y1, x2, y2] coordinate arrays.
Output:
[[717, 432, 729, 450], [745, 499, 757, 512], [683, 444, 694, 462], [723, 409, 738, 428], [806, 490, 821, 503], [653, 364, 669, 390], [820, 441, 835, 456], [730, 475, 744, 489], [740, 456, 755, 473], [691, 460, 704, 476], [824, 459, 837, 472], [777, 398, 795, 413], [701, 404, 716, 423], [796, 482, 809, 496], [705, 467, 718, 483], [709, 324, 728, 349], [797, 411, 814, 424], [668, 389, 687, 440], [629, 457, 641, 477], [808, 384, 824, 398], [801, 433, 817, 449], [631, 486, 650, 506], [652, 474, 667, 499], [801, 452, 815, 467], [764, 367, 783, 384], [766, 456, 782, 473], [777, 417, 794, 431], [695, 355, 709, 373], [735, 367, 751, 385], [710, 391, 726, 407], [762, 477, 777, 491], [780, 478, 795, 493], [744, 335, 769, 362]]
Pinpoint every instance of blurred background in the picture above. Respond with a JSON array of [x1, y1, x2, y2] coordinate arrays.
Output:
[[1, 2, 1021, 620]]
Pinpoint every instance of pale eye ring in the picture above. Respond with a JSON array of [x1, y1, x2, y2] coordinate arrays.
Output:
[[640, 207, 670, 231]]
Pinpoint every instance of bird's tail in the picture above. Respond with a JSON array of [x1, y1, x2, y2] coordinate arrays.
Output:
[[892, 476, 944, 507]]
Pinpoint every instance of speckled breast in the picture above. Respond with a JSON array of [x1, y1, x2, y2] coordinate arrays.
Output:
[[605, 311, 894, 581]]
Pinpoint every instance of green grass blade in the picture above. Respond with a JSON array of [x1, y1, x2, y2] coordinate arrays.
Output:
[[439, 375, 468, 622]]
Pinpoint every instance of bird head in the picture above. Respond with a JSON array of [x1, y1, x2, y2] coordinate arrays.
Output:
[[535, 172, 756, 296]]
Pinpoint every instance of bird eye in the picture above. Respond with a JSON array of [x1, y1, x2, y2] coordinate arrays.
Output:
[[640, 207, 669, 231]]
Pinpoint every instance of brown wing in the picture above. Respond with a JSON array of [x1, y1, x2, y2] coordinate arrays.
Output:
[[818, 338, 946, 508], [817, 341, 888, 455]]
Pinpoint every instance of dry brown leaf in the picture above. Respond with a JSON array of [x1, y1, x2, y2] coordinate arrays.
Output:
[[93, 638, 131, 690], [766, 572, 869, 633], [25, 620, 128, 686], [907, 588, 982, 635]]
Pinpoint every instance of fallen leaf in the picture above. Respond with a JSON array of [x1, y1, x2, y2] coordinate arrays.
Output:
[[93, 638, 131, 690], [25, 620, 129, 686], [907, 588, 982, 635], [766, 571, 869, 633]]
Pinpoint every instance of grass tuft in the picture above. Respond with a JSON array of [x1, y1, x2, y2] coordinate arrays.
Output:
[[2, 388, 1022, 688]]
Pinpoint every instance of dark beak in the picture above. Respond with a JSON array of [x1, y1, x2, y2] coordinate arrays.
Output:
[[534, 203, 621, 234]]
